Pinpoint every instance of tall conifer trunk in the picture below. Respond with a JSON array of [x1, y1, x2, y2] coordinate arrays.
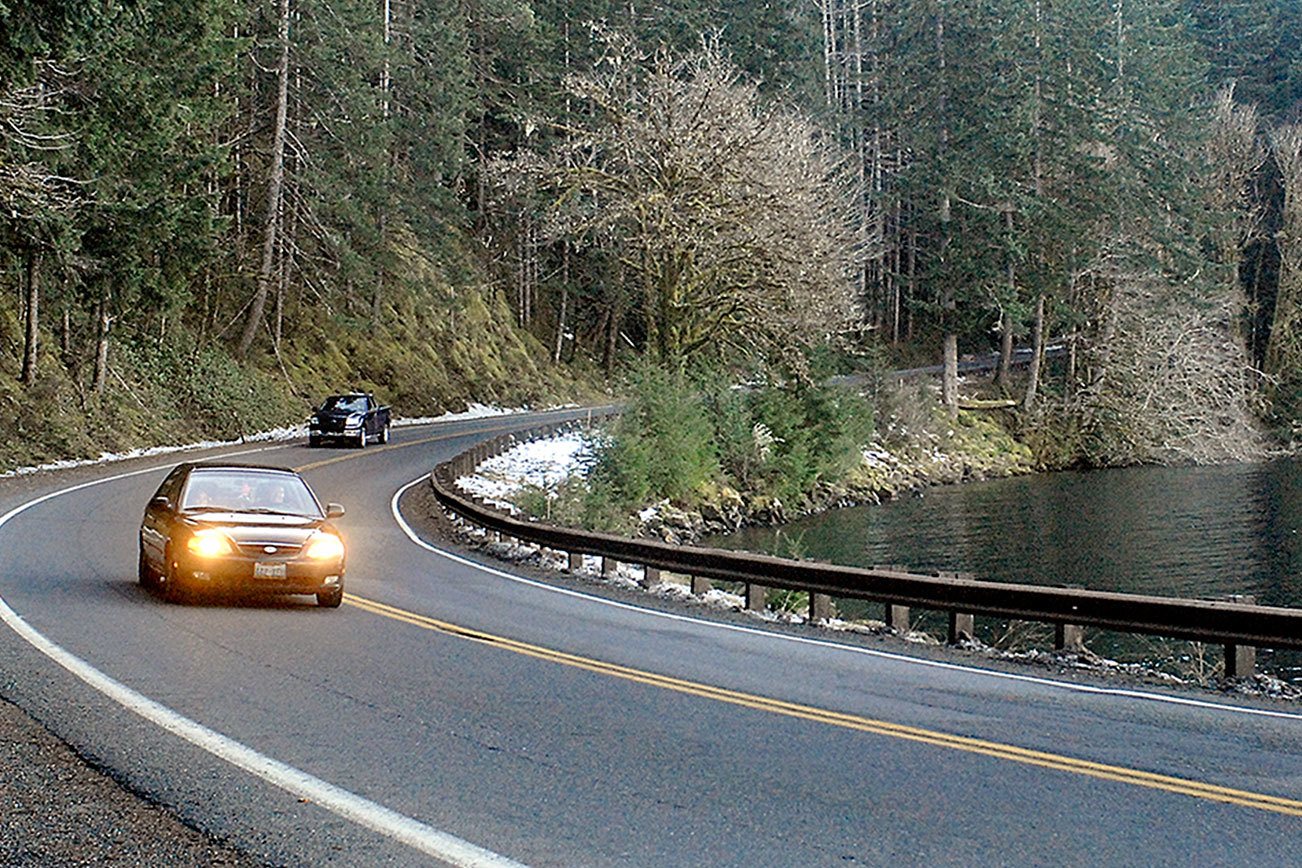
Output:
[[996, 208, 1015, 389], [1023, 294, 1045, 410], [238, 0, 291, 359], [936, 1, 958, 416], [20, 250, 39, 386], [92, 286, 111, 397]]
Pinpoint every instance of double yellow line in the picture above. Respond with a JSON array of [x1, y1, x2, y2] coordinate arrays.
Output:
[[348, 595, 1302, 818], [289, 416, 1302, 818]]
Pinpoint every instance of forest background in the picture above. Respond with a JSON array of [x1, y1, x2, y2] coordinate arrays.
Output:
[[3, 0, 1302, 481]]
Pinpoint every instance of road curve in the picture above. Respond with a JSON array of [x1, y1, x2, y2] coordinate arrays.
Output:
[[1, 410, 1299, 866]]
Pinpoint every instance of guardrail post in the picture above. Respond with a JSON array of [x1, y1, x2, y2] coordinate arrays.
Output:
[[1223, 595, 1257, 678], [690, 576, 712, 596], [746, 584, 767, 612], [885, 604, 909, 631], [1054, 623, 1084, 651], [948, 612, 975, 644], [602, 557, 618, 577], [643, 566, 661, 589], [568, 551, 583, 573], [1224, 644, 1256, 678], [809, 593, 833, 622]]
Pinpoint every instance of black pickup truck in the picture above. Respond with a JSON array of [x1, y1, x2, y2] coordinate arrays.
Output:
[[308, 393, 391, 448]]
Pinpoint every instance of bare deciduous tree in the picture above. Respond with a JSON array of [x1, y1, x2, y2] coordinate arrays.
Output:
[[499, 37, 866, 371], [1268, 124, 1302, 424], [1074, 266, 1264, 465]]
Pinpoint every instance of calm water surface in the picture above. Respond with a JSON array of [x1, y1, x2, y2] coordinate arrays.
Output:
[[710, 460, 1302, 679]]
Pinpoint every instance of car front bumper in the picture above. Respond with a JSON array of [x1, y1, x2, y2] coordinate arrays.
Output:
[[177, 555, 345, 596], [310, 426, 364, 441]]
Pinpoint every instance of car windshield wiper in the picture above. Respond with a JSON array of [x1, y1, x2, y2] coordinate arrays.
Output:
[[182, 505, 235, 513], [242, 508, 311, 517]]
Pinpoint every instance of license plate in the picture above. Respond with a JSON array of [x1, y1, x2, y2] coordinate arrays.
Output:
[[254, 562, 286, 580]]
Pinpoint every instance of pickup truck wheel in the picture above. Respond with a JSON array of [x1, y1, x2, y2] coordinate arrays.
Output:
[[308, 434, 321, 448], [379, 424, 389, 444], [355, 430, 367, 448]]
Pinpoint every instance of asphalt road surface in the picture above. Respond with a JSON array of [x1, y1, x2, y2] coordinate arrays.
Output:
[[1, 409, 1299, 866]]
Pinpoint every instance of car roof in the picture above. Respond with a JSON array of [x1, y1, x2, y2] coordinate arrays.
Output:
[[180, 463, 302, 476]]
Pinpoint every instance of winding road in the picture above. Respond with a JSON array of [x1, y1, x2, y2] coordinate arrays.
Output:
[[1, 409, 1299, 866]]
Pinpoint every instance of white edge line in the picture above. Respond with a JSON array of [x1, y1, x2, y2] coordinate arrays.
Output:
[[0, 448, 526, 868], [389, 475, 1302, 724]]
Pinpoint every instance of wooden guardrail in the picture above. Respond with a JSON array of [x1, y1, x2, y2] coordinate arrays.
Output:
[[432, 418, 1302, 678]]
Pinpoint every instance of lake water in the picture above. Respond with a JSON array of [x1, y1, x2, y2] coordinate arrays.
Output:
[[708, 460, 1302, 682]]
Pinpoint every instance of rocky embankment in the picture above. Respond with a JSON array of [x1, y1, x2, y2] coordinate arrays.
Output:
[[641, 411, 1038, 544]]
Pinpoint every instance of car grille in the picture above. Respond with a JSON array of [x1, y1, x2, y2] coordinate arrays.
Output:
[[316, 418, 349, 433], [237, 542, 304, 558]]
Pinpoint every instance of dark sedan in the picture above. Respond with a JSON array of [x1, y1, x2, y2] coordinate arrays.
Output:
[[139, 463, 347, 607]]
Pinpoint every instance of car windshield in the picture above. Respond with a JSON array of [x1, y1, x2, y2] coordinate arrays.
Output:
[[321, 396, 367, 414], [179, 471, 322, 517]]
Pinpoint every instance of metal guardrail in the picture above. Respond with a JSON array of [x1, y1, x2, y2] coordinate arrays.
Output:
[[431, 417, 1302, 677]]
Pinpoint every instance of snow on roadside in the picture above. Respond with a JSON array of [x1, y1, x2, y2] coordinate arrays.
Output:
[[455, 432, 594, 512], [1, 403, 547, 479], [0, 426, 308, 479], [395, 402, 568, 428]]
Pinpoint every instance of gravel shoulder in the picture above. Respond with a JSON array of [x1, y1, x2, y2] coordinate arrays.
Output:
[[0, 447, 293, 867], [0, 697, 262, 867]]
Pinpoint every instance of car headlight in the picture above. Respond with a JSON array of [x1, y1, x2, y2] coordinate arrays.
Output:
[[345, 413, 363, 427], [303, 532, 345, 560], [187, 529, 235, 558], [310, 415, 320, 425]]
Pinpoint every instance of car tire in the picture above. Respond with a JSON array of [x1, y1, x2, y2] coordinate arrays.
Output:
[[316, 585, 343, 608], [160, 557, 186, 604], [137, 549, 156, 589], [308, 435, 320, 448], [379, 424, 389, 445], [356, 430, 367, 449]]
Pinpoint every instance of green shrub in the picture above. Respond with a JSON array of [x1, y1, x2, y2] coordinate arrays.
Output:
[[579, 363, 875, 521], [742, 382, 874, 503], [589, 363, 719, 507]]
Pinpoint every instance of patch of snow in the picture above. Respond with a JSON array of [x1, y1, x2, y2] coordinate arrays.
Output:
[[394, 403, 530, 427], [637, 501, 667, 523], [699, 587, 746, 610], [454, 433, 594, 505]]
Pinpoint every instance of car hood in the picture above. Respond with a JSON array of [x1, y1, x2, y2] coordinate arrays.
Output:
[[186, 513, 325, 546]]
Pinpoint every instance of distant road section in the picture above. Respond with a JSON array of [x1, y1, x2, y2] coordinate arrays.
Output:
[[830, 343, 1066, 389]]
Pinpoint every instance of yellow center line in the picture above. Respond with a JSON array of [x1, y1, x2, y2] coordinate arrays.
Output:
[[345, 594, 1302, 818], [280, 417, 1302, 818]]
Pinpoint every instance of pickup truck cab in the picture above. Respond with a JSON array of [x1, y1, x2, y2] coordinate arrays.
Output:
[[308, 393, 391, 448]]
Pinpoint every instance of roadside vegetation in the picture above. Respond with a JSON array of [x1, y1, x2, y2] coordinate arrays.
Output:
[[0, 271, 576, 471], [512, 361, 1036, 537], [3, 1, 1302, 483]]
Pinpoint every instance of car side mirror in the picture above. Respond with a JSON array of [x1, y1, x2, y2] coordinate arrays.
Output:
[[150, 495, 170, 511], [326, 503, 345, 519]]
